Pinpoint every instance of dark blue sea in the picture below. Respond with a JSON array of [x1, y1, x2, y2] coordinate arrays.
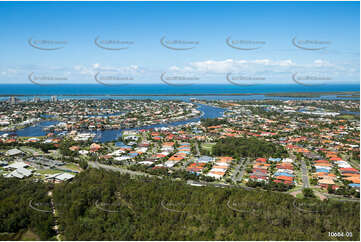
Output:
[[0, 84, 359, 101], [0, 84, 359, 95]]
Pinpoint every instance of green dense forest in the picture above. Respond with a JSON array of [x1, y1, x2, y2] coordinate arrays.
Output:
[[0, 177, 55, 240], [201, 118, 229, 127], [52, 169, 359, 240], [0, 169, 360, 240], [212, 137, 288, 158]]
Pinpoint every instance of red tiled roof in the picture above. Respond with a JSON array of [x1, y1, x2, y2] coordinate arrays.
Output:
[[256, 158, 267, 163], [275, 175, 293, 182]]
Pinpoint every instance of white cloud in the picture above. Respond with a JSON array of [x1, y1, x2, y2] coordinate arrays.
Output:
[[278, 59, 295, 66], [252, 59, 271, 65], [169, 58, 297, 74], [313, 59, 332, 67], [0, 59, 358, 84]]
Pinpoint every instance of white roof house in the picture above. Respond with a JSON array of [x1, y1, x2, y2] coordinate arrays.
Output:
[[17, 167, 32, 176], [6, 171, 25, 179], [198, 156, 214, 163], [114, 156, 132, 161], [135, 147, 148, 153], [46, 173, 75, 181], [79, 150, 89, 155], [6, 148, 23, 156], [110, 150, 126, 157], [164, 161, 177, 168], [5, 167, 32, 179], [138, 161, 154, 166], [211, 168, 227, 172], [282, 158, 294, 163], [0, 120, 10, 126], [55, 173, 75, 181], [214, 162, 230, 167], [206, 173, 223, 179], [5, 161, 28, 169], [124, 135, 139, 141]]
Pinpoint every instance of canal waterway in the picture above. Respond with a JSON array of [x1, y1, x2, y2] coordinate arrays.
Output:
[[0, 104, 226, 143]]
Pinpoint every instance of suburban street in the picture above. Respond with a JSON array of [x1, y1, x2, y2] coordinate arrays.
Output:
[[230, 164, 241, 182], [195, 142, 200, 156], [231, 158, 248, 183], [237, 165, 247, 182], [300, 159, 310, 188]]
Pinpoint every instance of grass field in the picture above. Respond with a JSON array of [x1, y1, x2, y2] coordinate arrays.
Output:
[[201, 143, 216, 154], [36, 169, 63, 175], [349, 159, 360, 169], [295, 193, 304, 199], [287, 186, 303, 193], [337, 115, 357, 120], [0, 229, 40, 241], [20, 229, 40, 241], [62, 163, 81, 171]]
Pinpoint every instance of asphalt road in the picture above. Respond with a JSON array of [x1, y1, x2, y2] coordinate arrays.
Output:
[[230, 164, 241, 182], [89, 161, 157, 178], [237, 165, 247, 182], [322, 193, 360, 203], [231, 158, 249, 183], [195, 142, 200, 156], [300, 159, 310, 188]]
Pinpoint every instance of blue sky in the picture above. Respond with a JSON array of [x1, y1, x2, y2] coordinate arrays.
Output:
[[0, 1, 359, 85]]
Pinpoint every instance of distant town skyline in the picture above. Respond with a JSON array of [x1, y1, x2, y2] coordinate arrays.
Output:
[[0, 1, 359, 85]]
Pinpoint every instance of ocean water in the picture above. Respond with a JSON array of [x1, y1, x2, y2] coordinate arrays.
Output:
[[0, 84, 359, 96]]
